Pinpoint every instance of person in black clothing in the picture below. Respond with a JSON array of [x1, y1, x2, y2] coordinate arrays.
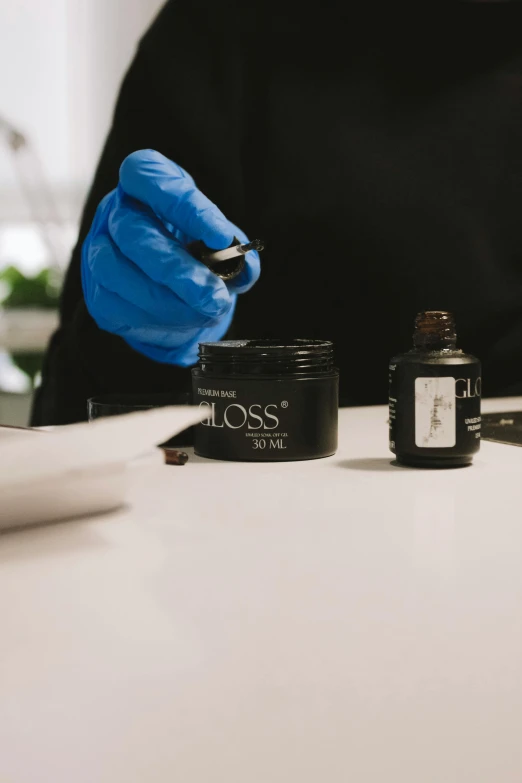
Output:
[[32, 3, 522, 426]]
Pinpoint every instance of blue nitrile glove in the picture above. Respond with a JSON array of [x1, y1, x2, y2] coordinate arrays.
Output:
[[81, 150, 260, 366]]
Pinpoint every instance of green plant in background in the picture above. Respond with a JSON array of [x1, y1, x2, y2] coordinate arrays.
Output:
[[0, 265, 60, 309], [0, 266, 60, 386], [8, 352, 42, 387]]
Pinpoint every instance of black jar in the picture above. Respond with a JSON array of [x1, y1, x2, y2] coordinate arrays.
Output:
[[192, 339, 339, 461]]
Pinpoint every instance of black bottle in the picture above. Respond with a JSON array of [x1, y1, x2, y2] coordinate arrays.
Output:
[[389, 311, 481, 468]]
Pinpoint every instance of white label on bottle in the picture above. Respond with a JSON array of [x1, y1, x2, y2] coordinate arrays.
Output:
[[415, 377, 456, 448]]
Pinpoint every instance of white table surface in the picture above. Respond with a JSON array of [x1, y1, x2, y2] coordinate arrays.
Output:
[[2, 398, 522, 783]]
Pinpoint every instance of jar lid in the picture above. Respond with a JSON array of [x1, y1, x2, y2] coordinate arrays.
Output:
[[197, 339, 335, 376], [199, 339, 333, 355]]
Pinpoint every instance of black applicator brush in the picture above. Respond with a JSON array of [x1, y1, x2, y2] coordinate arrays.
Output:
[[189, 237, 264, 281]]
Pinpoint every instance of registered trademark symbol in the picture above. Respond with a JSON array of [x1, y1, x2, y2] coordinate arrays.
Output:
[[281, 400, 289, 408]]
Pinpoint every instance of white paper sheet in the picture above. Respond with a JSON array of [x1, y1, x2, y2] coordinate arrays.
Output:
[[0, 406, 205, 530]]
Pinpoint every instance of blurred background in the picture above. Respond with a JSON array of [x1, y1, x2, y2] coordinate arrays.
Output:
[[0, 0, 164, 424]]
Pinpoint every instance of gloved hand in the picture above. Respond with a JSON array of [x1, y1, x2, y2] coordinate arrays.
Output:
[[81, 149, 260, 366]]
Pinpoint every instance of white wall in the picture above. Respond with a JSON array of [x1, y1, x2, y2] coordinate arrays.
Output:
[[0, 0, 69, 210], [0, 0, 164, 221], [66, 0, 164, 191]]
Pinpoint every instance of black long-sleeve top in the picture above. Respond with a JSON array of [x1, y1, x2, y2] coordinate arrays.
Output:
[[32, 2, 522, 424]]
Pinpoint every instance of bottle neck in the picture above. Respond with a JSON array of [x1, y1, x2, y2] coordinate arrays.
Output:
[[413, 336, 457, 351], [413, 311, 457, 351]]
